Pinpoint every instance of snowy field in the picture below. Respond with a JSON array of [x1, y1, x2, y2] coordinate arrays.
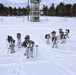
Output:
[[0, 16, 76, 75]]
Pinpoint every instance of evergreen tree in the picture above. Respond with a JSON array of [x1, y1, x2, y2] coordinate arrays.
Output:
[[56, 2, 65, 16], [13, 7, 17, 16], [42, 5, 48, 16], [64, 4, 72, 16], [49, 3, 55, 16], [72, 4, 76, 16], [18, 7, 22, 16], [0, 3, 76, 17], [8, 7, 13, 16], [0, 4, 4, 15]]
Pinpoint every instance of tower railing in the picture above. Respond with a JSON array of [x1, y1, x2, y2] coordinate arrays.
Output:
[[30, 0, 41, 3]]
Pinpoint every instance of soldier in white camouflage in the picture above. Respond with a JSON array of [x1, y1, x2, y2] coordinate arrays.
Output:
[[65, 29, 70, 38], [45, 34, 50, 44], [60, 32, 66, 44], [10, 39, 15, 53], [51, 31, 58, 48], [17, 33, 21, 47], [25, 40, 35, 58], [59, 28, 63, 40], [7, 35, 13, 49]]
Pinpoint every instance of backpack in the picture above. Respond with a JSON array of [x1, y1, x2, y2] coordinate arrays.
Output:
[[52, 37, 54, 42], [7, 35, 12, 43], [22, 41, 27, 47], [45, 34, 47, 39]]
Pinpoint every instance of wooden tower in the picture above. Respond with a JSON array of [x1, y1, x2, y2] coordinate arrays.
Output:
[[30, 0, 41, 22]]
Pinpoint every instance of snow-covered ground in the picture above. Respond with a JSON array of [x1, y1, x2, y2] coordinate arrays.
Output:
[[0, 16, 76, 75]]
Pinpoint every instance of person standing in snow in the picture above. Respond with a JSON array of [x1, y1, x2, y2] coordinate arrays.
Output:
[[60, 32, 66, 44], [59, 28, 63, 40], [51, 31, 56, 41], [65, 29, 70, 38], [52, 35, 58, 48], [23, 40, 35, 58], [45, 34, 50, 44], [51, 31, 58, 48], [22, 35, 30, 57], [17, 33, 21, 47], [10, 39, 15, 53], [7, 35, 13, 49]]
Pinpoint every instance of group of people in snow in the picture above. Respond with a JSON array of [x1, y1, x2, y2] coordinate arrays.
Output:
[[6, 33, 37, 58], [45, 29, 70, 48], [6, 28, 70, 58]]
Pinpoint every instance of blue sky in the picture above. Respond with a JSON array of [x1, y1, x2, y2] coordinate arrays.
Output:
[[0, 0, 76, 8]]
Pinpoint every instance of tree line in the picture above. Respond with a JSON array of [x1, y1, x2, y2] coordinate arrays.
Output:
[[0, 2, 76, 16], [0, 4, 28, 16], [42, 2, 76, 16]]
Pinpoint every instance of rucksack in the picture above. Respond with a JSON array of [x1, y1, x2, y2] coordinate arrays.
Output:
[[7, 35, 12, 43], [22, 41, 27, 47], [52, 31, 56, 35], [45, 34, 47, 39]]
